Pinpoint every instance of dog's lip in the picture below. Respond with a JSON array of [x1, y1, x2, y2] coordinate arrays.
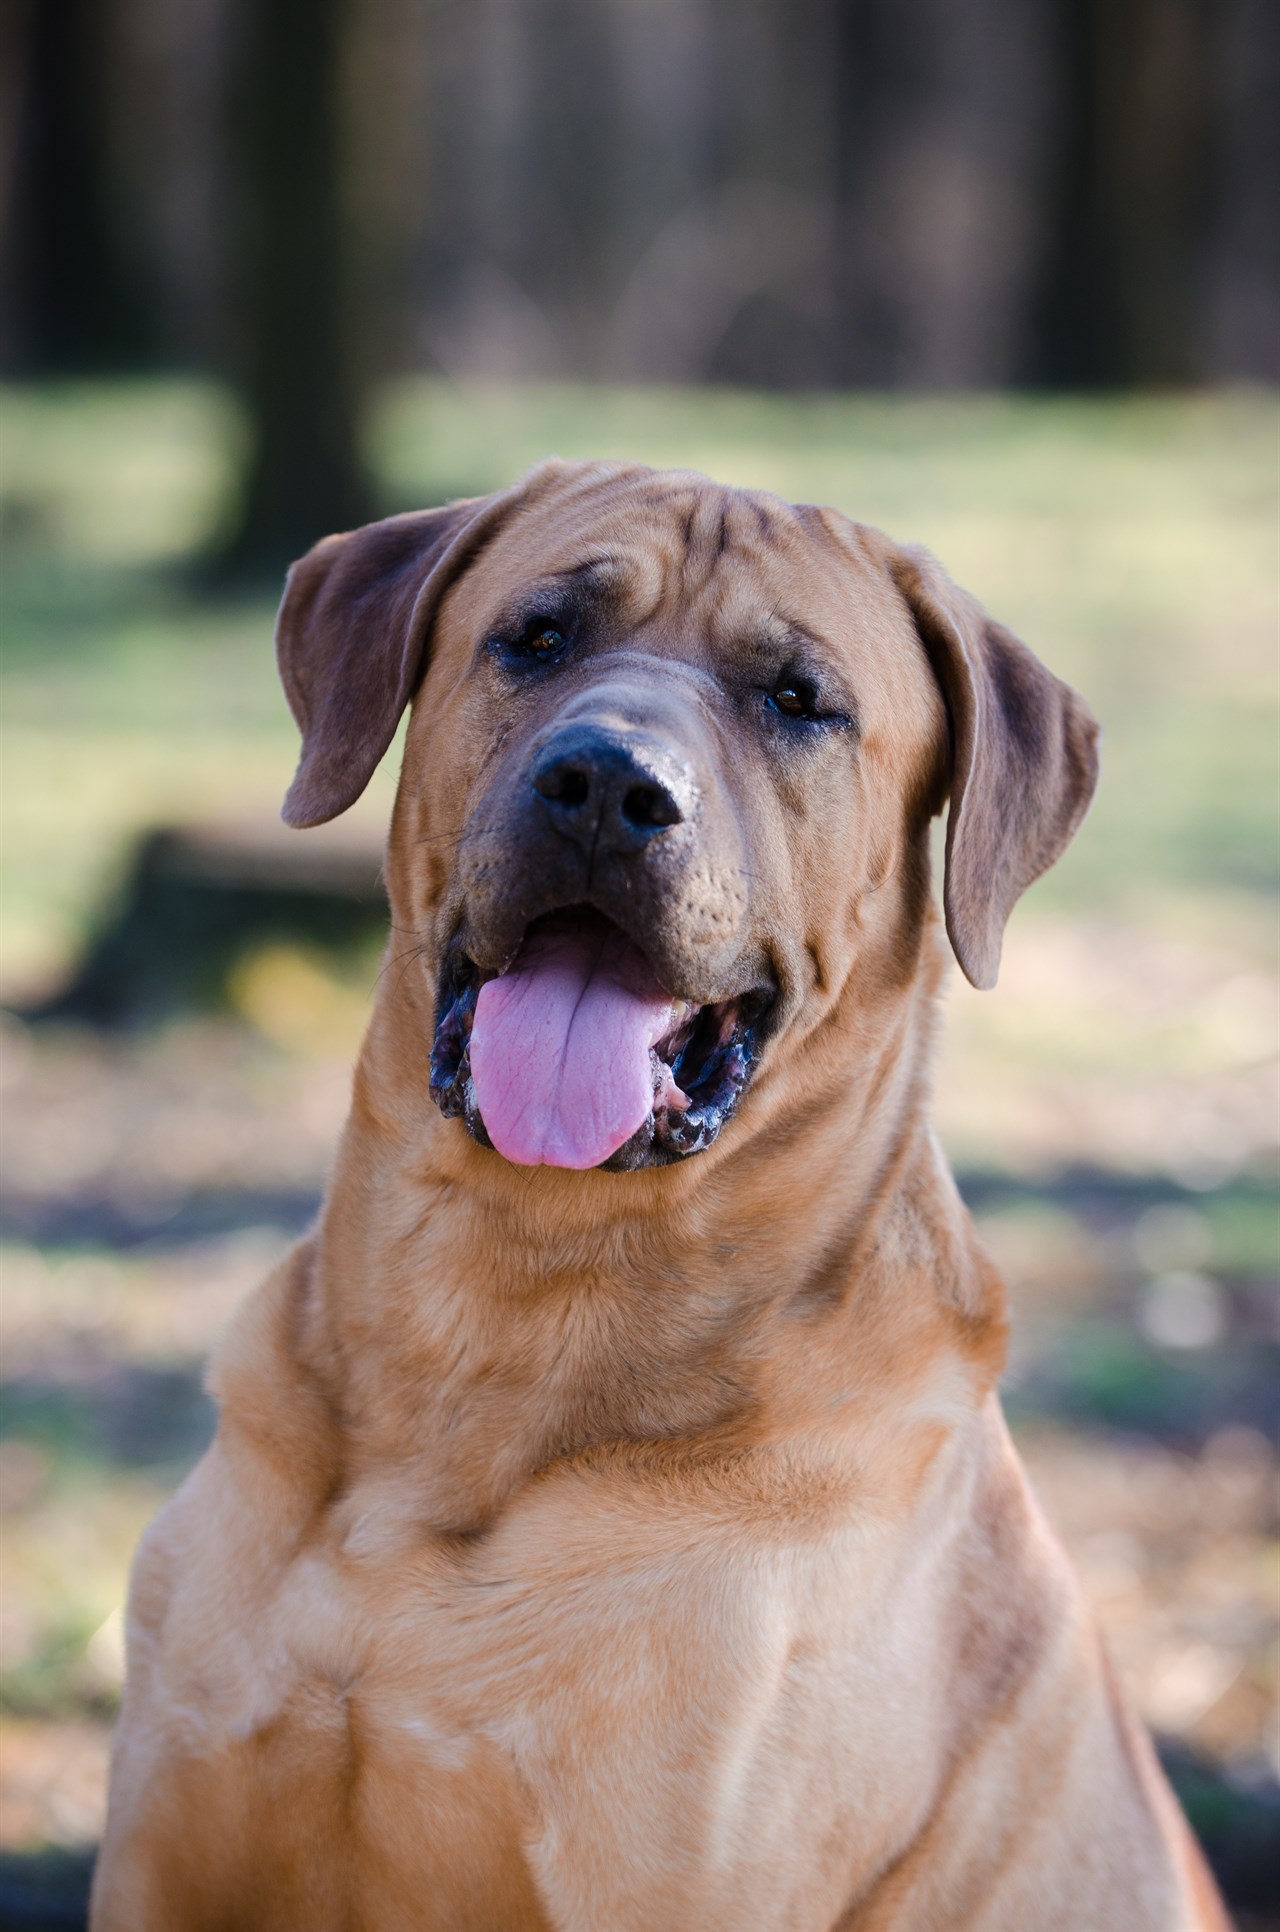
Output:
[[446, 903, 775, 1015]]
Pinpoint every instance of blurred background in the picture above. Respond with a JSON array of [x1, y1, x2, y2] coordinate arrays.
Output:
[[1, 1, 1278, 1925]]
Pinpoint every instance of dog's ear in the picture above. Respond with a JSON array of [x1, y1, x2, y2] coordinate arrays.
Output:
[[889, 544, 1100, 990], [275, 480, 536, 827]]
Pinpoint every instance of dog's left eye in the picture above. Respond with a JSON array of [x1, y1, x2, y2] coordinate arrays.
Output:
[[763, 677, 853, 731], [766, 678, 824, 722]]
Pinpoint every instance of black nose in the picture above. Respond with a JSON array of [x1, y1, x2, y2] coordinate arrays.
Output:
[[531, 729, 688, 854]]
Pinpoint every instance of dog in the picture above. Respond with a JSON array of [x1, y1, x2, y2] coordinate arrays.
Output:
[[92, 459, 1229, 1930]]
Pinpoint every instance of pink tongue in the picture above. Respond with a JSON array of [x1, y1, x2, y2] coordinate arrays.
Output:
[[470, 919, 676, 1168]]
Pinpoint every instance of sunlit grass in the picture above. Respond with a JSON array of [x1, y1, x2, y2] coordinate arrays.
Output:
[[0, 381, 245, 571]]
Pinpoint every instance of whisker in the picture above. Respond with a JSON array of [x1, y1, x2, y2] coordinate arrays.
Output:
[[390, 947, 433, 1000], [375, 942, 433, 998], [413, 830, 470, 851]]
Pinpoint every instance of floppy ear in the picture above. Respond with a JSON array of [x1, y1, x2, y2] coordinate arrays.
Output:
[[890, 545, 1100, 990], [275, 483, 532, 827]]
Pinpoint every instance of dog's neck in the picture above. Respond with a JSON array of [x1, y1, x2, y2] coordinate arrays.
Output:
[[295, 910, 1006, 1535]]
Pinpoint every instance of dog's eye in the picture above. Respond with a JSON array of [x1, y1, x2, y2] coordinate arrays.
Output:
[[518, 624, 567, 662], [763, 676, 854, 732], [487, 618, 572, 669], [767, 678, 822, 721], [500, 620, 570, 666]]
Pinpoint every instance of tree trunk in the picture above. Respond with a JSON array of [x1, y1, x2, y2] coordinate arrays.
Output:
[[1028, 0, 1214, 385], [1, 0, 155, 372], [219, 0, 371, 575]]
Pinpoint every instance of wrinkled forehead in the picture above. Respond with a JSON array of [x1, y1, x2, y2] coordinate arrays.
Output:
[[447, 465, 935, 717]]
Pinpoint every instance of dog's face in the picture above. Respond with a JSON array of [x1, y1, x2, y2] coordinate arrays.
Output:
[[409, 471, 951, 1172], [275, 460, 1099, 1172]]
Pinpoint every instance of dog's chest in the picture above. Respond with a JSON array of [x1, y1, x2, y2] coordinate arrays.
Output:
[[143, 1453, 940, 1931]]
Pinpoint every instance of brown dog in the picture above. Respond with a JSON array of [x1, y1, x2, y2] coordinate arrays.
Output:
[[93, 460, 1229, 1930]]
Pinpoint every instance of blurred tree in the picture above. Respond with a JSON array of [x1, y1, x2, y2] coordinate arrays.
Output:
[[1030, 0, 1213, 385], [2, 0, 1277, 403], [1208, 0, 1280, 378], [1, 0, 156, 370], [219, 0, 371, 573]]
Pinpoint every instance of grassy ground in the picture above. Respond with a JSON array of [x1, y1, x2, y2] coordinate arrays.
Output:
[[1, 381, 1277, 1919]]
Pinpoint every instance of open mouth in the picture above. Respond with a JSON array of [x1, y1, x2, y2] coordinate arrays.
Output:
[[429, 908, 770, 1170]]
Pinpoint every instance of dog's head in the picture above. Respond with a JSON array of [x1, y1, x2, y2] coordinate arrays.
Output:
[[276, 460, 1098, 1172]]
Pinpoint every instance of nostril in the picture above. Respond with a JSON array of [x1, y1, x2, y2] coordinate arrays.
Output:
[[622, 781, 682, 831], [534, 763, 590, 808]]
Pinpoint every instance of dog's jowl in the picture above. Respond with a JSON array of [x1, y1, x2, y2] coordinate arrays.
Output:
[[92, 462, 1229, 1931]]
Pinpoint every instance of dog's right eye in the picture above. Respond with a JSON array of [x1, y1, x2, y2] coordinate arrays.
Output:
[[520, 625, 566, 662], [493, 619, 571, 666]]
